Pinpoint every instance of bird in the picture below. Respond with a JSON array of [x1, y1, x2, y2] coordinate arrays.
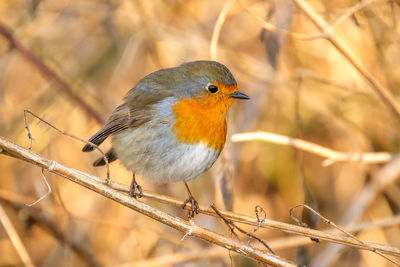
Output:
[[82, 60, 249, 217]]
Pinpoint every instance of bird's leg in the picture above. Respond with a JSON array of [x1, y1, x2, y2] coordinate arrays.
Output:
[[182, 182, 199, 218], [129, 173, 143, 198]]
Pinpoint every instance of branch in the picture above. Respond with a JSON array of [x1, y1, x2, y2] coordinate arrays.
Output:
[[239, 0, 321, 41], [0, 21, 104, 124], [0, 136, 295, 267], [1, 135, 399, 258], [290, 204, 399, 265], [231, 131, 395, 166], [266, 214, 400, 251], [210, 0, 236, 60], [312, 153, 400, 265], [110, 183, 400, 257], [293, 0, 400, 121]]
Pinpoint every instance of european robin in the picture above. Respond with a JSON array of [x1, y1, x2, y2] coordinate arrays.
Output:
[[82, 60, 249, 217]]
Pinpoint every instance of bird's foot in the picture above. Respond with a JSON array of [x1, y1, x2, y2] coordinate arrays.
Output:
[[129, 175, 143, 198], [182, 194, 199, 218]]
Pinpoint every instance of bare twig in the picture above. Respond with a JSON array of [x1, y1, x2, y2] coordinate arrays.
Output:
[[247, 205, 267, 245], [240, 0, 378, 42], [0, 203, 35, 267], [2, 187, 400, 255], [0, 188, 201, 255], [0, 21, 103, 124], [1, 136, 399, 258], [266, 213, 400, 251], [0, 136, 295, 267], [210, 0, 236, 60], [23, 112, 35, 150], [212, 204, 275, 254], [109, 180, 400, 257], [342, 157, 400, 226], [26, 169, 52, 207], [4, 182, 400, 257], [23, 110, 110, 181], [293, 0, 400, 121], [231, 131, 395, 165], [330, 0, 376, 29], [312, 155, 400, 265], [239, 0, 321, 41], [290, 204, 399, 266], [211, 204, 241, 240]]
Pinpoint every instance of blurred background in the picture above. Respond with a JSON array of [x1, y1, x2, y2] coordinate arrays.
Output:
[[1, 0, 400, 266]]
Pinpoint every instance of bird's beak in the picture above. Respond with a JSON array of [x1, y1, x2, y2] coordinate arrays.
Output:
[[228, 91, 250, 100]]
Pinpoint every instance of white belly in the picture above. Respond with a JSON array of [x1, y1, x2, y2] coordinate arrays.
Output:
[[112, 123, 220, 183]]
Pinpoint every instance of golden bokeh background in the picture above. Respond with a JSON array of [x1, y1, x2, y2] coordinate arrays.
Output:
[[1, 0, 400, 266]]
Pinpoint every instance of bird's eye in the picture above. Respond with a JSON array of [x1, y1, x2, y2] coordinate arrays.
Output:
[[207, 85, 218, 93]]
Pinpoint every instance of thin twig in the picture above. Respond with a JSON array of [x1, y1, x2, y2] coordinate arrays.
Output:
[[2, 187, 400, 254], [23, 112, 35, 150], [231, 131, 395, 166], [239, 0, 322, 41], [212, 204, 275, 254], [290, 204, 399, 266], [26, 169, 52, 207], [312, 155, 400, 265], [211, 204, 241, 240], [0, 188, 200, 253], [23, 110, 110, 181], [0, 203, 35, 267], [0, 136, 295, 267], [266, 213, 400, 250], [247, 205, 268, 245], [1, 136, 399, 258], [210, 0, 236, 60], [0, 21, 104, 124], [329, 0, 376, 29], [240, 0, 378, 41], [109, 180, 400, 257]]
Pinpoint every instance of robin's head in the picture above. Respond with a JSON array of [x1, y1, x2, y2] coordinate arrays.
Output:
[[171, 61, 249, 151], [175, 61, 249, 106]]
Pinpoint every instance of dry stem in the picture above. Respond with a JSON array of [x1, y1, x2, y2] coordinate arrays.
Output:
[[0, 136, 295, 267], [290, 204, 399, 266], [231, 131, 395, 165], [210, 0, 236, 60], [1, 135, 399, 259]]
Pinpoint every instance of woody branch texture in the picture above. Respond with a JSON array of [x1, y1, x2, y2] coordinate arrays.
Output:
[[2, 135, 400, 265], [0, 135, 295, 267], [2, 0, 400, 265]]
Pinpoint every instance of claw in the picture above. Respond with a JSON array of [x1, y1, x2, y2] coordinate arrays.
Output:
[[129, 174, 143, 198], [182, 182, 199, 218], [182, 195, 199, 218]]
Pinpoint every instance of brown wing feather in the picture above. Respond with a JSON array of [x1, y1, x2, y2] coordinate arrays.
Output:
[[82, 103, 149, 152], [82, 71, 174, 154]]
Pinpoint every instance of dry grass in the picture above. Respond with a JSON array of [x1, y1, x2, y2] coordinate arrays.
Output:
[[1, 0, 400, 266]]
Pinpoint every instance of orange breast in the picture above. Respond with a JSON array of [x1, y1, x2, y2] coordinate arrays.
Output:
[[172, 94, 235, 151]]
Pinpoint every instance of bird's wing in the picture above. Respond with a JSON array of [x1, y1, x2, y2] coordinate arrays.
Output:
[[82, 83, 174, 152], [82, 102, 149, 152]]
